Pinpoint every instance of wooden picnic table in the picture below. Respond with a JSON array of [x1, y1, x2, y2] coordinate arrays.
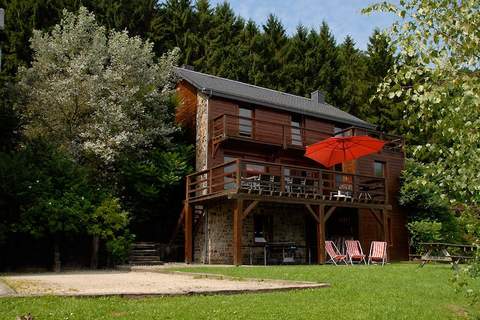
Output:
[[418, 242, 476, 267]]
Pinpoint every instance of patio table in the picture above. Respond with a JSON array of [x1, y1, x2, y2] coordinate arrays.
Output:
[[418, 242, 476, 268]]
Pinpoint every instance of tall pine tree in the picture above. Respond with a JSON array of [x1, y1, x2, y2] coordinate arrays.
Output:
[[363, 29, 399, 132], [257, 14, 289, 91], [335, 36, 368, 117], [312, 22, 338, 104]]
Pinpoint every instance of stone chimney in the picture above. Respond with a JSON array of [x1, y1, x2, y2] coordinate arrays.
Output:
[[311, 90, 325, 104]]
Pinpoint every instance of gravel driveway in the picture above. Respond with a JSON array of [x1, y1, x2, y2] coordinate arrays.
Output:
[[1, 270, 326, 296]]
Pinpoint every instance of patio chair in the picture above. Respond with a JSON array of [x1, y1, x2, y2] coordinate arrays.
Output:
[[258, 174, 273, 194], [325, 241, 348, 265], [368, 241, 387, 266], [345, 240, 366, 265]]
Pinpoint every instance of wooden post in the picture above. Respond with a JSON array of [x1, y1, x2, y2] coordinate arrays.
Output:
[[382, 209, 389, 243], [382, 209, 389, 261], [233, 199, 244, 265], [184, 202, 193, 264], [316, 205, 326, 264]]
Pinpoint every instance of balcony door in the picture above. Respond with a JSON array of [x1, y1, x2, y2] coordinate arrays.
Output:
[[239, 107, 253, 138]]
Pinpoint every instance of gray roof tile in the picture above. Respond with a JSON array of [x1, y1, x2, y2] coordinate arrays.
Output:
[[175, 67, 374, 128]]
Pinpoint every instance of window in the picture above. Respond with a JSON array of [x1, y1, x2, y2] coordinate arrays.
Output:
[[374, 161, 385, 177], [239, 107, 253, 137], [291, 115, 303, 146], [254, 214, 273, 243]]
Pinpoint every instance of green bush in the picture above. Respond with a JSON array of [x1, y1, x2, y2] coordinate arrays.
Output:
[[407, 220, 443, 253], [106, 234, 135, 265]]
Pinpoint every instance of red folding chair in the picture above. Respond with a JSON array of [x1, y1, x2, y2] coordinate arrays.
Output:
[[345, 240, 366, 265], [368, 241, 387, 266], [325, 241, 347, 265]]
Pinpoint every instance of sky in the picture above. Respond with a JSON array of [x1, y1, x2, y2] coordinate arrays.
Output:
[[209, 0, 397, 50]]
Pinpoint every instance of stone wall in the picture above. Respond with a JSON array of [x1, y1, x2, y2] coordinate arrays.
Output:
[[193, 201, 308, 265]]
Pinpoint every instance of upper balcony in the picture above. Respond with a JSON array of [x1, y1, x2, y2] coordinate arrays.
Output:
[[211, 114, 404, 154]]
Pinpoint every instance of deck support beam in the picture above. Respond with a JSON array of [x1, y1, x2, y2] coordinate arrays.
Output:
[[233, 199, 244, 265], [316, 205, 326, 264], [305, 204, 319, 223], [184, 202, 193, 264], [324, 206, 337, 223], [242, 200, 259, 220]]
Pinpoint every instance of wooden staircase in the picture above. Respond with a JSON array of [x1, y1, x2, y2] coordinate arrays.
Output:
[[129, 242, 163, 265]]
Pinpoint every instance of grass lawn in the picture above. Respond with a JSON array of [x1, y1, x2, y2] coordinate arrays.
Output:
[[0, 264, 479, 319]]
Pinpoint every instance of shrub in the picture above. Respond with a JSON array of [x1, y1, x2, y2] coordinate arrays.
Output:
[[407, 220, 442, 253]]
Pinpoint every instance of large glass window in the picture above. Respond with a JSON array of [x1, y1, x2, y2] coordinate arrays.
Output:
[[374, 161, 385, 177], [239, 107, 253, 137], [291, 115, 302, 146]]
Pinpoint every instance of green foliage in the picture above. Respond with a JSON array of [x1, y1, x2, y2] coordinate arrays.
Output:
[[334, 36, 368, 117], [119, 145, 193, 229], [18, 7, 179, 163], [407, 220, 443, 252], [7, 142, 94, 239], [366, 0, 480, 306], [105, 234, 135, 265], [88, 197, 129, 239]]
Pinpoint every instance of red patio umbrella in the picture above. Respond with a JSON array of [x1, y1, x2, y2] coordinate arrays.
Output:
[[305, 135, 385, 168]]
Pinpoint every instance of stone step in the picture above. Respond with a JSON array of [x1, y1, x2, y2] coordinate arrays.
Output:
[[130, 249, 159, 254], [132, 242, 157, 247], [129, 260, 164, 266], [129, 258, 162, 262]]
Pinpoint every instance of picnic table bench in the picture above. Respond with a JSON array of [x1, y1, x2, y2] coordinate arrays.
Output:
[[418, 242, 476, 268]]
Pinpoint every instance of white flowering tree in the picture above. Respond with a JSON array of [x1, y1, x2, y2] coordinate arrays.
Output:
[[364, 0, 480, 217], [19, 7, 179, 163]]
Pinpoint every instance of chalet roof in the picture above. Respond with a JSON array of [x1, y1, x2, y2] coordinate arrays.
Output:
[[174, 67, 374, 129]]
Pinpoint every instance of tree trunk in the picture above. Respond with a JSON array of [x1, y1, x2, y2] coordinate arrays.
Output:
[[90, 235, 99, 269], [53, 239, 61, 272]]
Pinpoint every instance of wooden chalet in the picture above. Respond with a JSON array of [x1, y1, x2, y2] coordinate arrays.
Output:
[[174, 66, 408, 265]]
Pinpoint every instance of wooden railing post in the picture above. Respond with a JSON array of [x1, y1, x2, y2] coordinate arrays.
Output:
[[236, 159, 241, 191], [280, 165, 285, 193], [186, 175, 191, 200], [352, 175, 356, 199], [209, 168, 212, 194], [318, 170, 323, 195], [282, 125, 287, 148]]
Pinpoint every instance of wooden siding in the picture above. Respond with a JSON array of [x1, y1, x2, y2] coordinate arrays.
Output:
[[175, 81, 197, 132], [254, 108, 290, 145], [303, 117, 335, 145]]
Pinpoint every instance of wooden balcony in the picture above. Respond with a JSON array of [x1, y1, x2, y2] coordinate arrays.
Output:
[[186, 159, 390, 209], [211, 114, 404, 154]]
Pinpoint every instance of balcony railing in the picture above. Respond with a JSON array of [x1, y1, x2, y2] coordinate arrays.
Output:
[[212, 114, 404, 152], [186, 159, 388, 204], [212, 114, 332, 149]]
